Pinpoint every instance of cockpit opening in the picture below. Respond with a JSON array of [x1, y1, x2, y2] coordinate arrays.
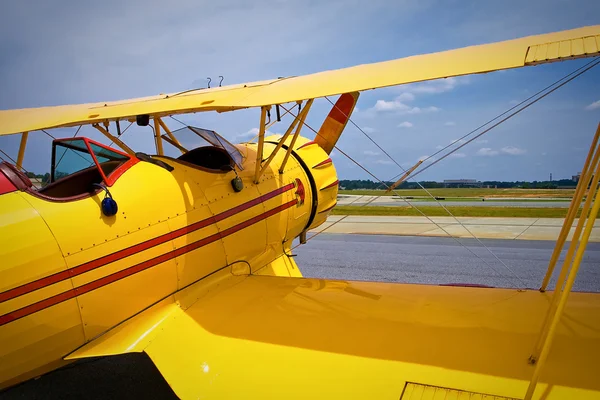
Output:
[[36, 138, 135, 200], [161, 126, 245, 172]]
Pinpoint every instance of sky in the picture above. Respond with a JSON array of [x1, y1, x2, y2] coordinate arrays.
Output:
[[1, 0, 599, 182]]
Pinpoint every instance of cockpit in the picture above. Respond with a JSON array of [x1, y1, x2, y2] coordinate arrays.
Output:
[[36, 138, 136, 199], [161, 126, 244, 172], [0, 126, 244, 201]]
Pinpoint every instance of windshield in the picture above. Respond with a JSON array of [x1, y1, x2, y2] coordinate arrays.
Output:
[[52, 139, 96, 182], [164, 126, 244, 170], [52, 139, 129, 183]]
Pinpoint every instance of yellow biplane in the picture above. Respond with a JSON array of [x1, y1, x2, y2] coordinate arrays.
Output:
[[1, 25, 600, 400]]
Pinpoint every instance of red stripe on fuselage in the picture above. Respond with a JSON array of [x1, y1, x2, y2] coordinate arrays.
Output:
[[0, 200, 298, 326], [0, 183, 296, 303]]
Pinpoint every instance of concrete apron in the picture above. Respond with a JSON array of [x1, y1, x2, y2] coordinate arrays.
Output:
[[312, 216, 600, 242]]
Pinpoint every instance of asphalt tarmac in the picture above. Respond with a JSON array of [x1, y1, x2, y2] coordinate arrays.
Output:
[[3, 234, 599, 399], [296, 234, 600, 291]]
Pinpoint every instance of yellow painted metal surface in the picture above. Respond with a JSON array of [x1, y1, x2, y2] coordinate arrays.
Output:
[[0, 26, 598, 135], [0, 130, 329, 390], [0, 193, 85, 388], [16, 132, 28, 169], [66, 268, 600, 399]]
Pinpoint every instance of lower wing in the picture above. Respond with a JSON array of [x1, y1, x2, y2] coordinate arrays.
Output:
[[67, 266, 600, 399]]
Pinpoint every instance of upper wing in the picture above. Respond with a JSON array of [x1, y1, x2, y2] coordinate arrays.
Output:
[[1, 25, 599, 136], [66, 268, 600, 399]]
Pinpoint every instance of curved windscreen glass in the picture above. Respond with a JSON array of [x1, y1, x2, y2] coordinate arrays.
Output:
[[52, 139, 129, 182], [163, 126, 244, 170], [52, 139, 96, 182]]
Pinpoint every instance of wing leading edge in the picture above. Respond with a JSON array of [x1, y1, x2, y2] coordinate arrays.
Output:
[[66, 267, 600, 399], [0, 25, 599, 136]]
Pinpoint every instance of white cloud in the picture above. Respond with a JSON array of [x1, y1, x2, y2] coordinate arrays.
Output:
[[362, 126, 376, 133], [396, 92, 415, 102], [374, 159, 394, 165], [476, 139, 488, 144], [371, 99, 420, 113], [236, 127, 260, 138], [444, 121, 456, 126], [398, 121, 413, 128], [501, 146, 526, 155], [368, 91, 439, 115], [435, 145, 444, 150], [477, 148, 499, 156], [585, 100, 600, 110], [363, 150, 380, 156], [449, 153, 466, 158], [236, 127, 276, 140], [509, 99, 520, 106], [244, 127, 260, 135], [406, 77, 468, 94]]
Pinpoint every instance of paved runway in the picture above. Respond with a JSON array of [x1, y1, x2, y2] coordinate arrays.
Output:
[[296, 234, 600, 292], [3, 234, 599, 399]]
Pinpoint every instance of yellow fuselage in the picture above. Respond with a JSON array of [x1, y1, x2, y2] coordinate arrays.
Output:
[[0, 135, 338, 389]]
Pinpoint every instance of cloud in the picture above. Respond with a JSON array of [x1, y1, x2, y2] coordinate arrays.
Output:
[[396, 92, 415, 102], [236, 127, 276, 140], [362, 126, 376, 133], [363, 150, 380, 156], [371, 99, 419, 113], [476, 139, 488, 144], [444, 121, 456, 126], [374, 159, 394, 165], [368, 77, 464, 115], [435, 145, 444, 150], [508, 99, 520, 106], [405, 77, 468, 95], [237, 127, 260, 138], [368, 90, 439, 115], [501, 146, 526, 155], [449, 153, 466, 158], [397, 121, 413, 128], [477, 148, 499, 156], [585, 100, 600, 110]]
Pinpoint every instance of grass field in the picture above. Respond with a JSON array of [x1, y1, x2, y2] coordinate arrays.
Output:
[[338, 188, 576, 198], [331, 206, 579, 218]]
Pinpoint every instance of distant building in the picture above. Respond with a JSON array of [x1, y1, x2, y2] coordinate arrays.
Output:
[[442, 179, 482, 188], [572, 172, 581, 182]]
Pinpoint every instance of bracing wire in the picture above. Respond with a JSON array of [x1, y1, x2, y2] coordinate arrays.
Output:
[[388, 58, 600, 183], [291, 195, 377, 250], [107, 121, 133, 149], [0, 145, 31, 175], [279, 104, 524, 286], [316, 58, 600, 287]]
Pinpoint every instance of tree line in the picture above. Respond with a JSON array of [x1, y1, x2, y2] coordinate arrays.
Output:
[[339, 179, 579, 190]]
